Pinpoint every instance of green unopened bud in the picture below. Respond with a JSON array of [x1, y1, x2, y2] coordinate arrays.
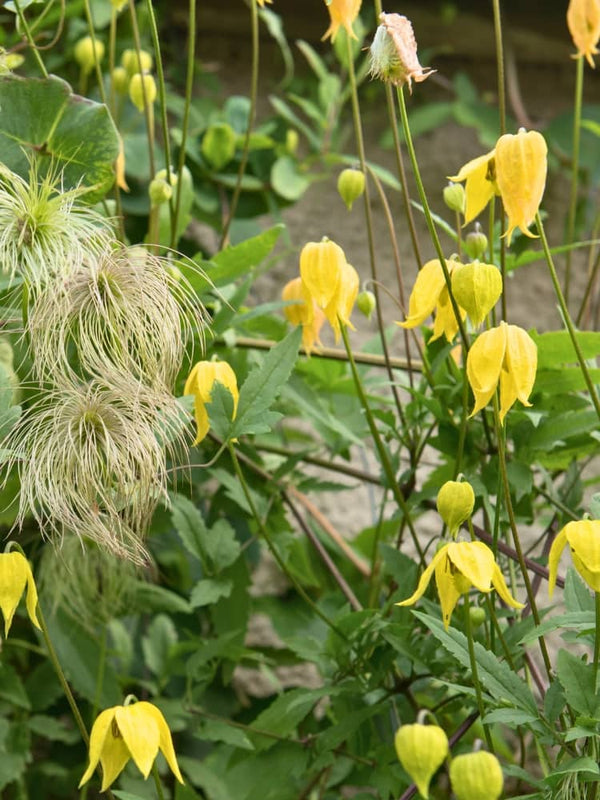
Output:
[[74, 36, 105, 74], [129, 72, 157, 112], [337, 168, 365, 211], [356, 290, 376, 319], [285, 129, 299, 155], [450, 751, 503, 800], [111, 66, 128, 94], [155, 168, 178, 187], [149, 178, 173, 206], [464, 225, 489, 260], [394, 724, 449, 799], [436, 480, 475, 536], [201, 123, 237, 170], [451, 262, 502, 327], [0, 49, 24, 75], [469, 606, 486, 629], [443, 182, 466, 214], [121, 48, 153, 76]]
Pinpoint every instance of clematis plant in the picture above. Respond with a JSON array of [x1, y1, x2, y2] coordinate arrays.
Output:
[[0, 550, 40, 636], [398, 258, 466, 342], [548, 519, 600, 596]]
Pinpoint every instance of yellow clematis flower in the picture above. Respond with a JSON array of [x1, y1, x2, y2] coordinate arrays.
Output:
[[322, 0, 362, 42], [548, 519, 600, 596], [0, 551, 40, 636], [451, 261, 503, 328], [299, 238, 345, 309], [495, 129, 547, 245], [448, 150, 498, 225], [325, 259, 359, 342], [567, 0, 600, 67], [466, 321, 537, 423], [282, 277, 325, 354], [397, 540, 523, 629], [184, 360, 239, 444], [79, 700, 184, 791], [398, 258, 466, 343]]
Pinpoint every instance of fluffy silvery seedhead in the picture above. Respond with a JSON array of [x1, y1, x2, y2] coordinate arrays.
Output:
[[6, 378, 192, 563], [0, 160, 112, 288], [27, 244, 205, 390]]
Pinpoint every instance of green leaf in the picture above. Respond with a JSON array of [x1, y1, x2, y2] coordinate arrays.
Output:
[[525, 410, 599, 452], [190, 578, 233, 608], [227, 327, 302, 438], [531, 330, 600, 369], [271, 156, 310, 201], [177, 759, 231, 800], [131, 581, 192, 615], [519, 611, 594, 643], [250, 687, 334, 750], [0, 662, 30, 710], [142, 614, 178, 678], [483, 709, 538, 727], [414, 611, 538, 714], [556, 650, 600, 718], [0, 75, 119, 202], [0, 720, 30, 791], [170, 494, 241, 573], [196, 718, 255, 750], [565, 568, 596, 614], [28, 715, 79, 744]]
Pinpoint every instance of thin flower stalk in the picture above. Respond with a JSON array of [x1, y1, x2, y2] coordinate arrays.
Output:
[[83, 0, 108, 104], [464, 594, 495, 752], [12, 0, 48, 77], [128, 0, 155, 180], [565, 55, 585, 306]]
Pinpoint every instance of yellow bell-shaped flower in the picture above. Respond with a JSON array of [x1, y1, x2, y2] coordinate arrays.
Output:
[[399, 259, 466, 343], [436, 480, 475, 538], [448, 150, 498, 225], [567, 0, 600, 67], [79, 700, 184, 791], [397, 540, 523, 629], [322, 0, 362, 41], [299, 239, 345, 309], [325, 260, 359, 342], [466, 321, 537, 422], [495, 129, 547, 245], [282, 277, 325, 354], [451, 262, 503, 327], [548, 519, 600, 596], [184, 360, 239, 444], [394, 723, 449, 799], [0, 551, 40, 636]]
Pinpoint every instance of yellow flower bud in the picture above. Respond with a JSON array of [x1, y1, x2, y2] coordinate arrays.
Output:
[[356, 289, 376, 319], [129, 72, 157, 112], [567, 0, 600, 67], [443, 182, 466, 214], [299, 239, 345, 309], [122, 48, 153, 76], [394, 723, 449, 799], [464, 227, 488, 261], [337, 168, 365, 211], [74, 36, 105, 75], [436, 480, 475, 537], [449, 751, 503, 800], [285, 129, 299, 154], [149, 178, 173, 206], [451, 262, 502, 327], [201, 123, 237, 171], [111, 66, 129, 94], [495, 129, 547, 245]]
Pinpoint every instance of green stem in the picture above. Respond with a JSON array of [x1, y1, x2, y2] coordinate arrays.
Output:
[[594, 592, 600, 689], [152, 764, 166, 800], [464, 594, 494, 752], [83, 0, 107, 104], [492, 0, 506, 136], [227, 443, 349, 640], [13, 0, 48, 77], [453, 345, 470, 478], [128, 0, 155, 179], [340, 324, 424, 562], [537, 212, 600, 420], [565, 55, 584, 307], [220, 0, 257, 247], [396, 86, 469, 351]]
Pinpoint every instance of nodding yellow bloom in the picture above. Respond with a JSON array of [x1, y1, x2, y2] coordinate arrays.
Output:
[[397, 540, 523, 629], [282, 277, 325, 354], [0, 551, 40, 636], [184, 361, 239, 444], [256, 0, 273, 6], [495, 129, 547, 245], [466, 321, 537, 423], [548, 520, 600, 596], [299, 238, 345, 309], [79, 700, 183, 791], [567, 0, 600, 67], [394, 724, 449, 799], [448, 150, 498, 225], [451, 261, 503, 328], [322, 0, 362, 42], [398, 258, 466, 343], [325, 260, 359, 342]]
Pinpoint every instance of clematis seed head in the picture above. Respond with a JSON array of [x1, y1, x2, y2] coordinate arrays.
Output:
[[369, 13, 435, 92]]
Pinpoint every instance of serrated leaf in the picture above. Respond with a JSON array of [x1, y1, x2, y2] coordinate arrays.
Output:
[[414, 611, 538, 714], [131, 581, 192, 615], [0, 720, 29, 791], [196, 718, 255, 750], [190, 578, 233, 608], [556, 650, 600, 718], [170, 494, 241, 573], [250, 687, 335, 751], [483, 708, 538, 726], [28, 715, 79, 744], [0, 663, 30, 710], [531, 330, 600, 369], [519, 611, 594, 643]]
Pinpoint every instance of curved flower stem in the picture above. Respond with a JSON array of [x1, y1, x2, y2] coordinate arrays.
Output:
[[594, 592, 600, 688], [346, 38, 409, 436], [565, 55, 584, 307], [220, 0, 257, 247], [536, 212, 600, 420], [340, 323, 424, 563], [227, 442, 349, 641], [83, 0, 107, 104], [152, 764, 166, 800], [491, 396, 553, 681], [464, 594, 494, 752], [396, 86, 469, 352], [128, 0, 155, 180], [12, 0, 48, 77]]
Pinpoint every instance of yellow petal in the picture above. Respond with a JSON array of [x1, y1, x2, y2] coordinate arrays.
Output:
[[322, 0, 362, 41], [0, 552, 31, 636], [434, 553, 464, 629], [396, 546, 449, 608], [504, 323, 537, 407], [23, 558, 40, 630], [571, 552, 600, 592], [564, 520, 600, 593], [299, 239, 345, 309], [302, 306, 325, 355], [498, 367, 518, 424], [567, 0, 600, 67], [211, 362, 239, 418], [495, 129, 547, 245], [99, 729, 132, 791], [140, 702, 184, 784], [282, 277, 314, 327], [115, 703, 161, 779], [491, 564, 525, 609], [448, 150, 497, 224], [184, 361, 239, 444], [79, 707, 118, 788], [192, 397, 210, 445], [399, 259, 449, 329], [430, 286, 465, 343], [447, 541, 495, 592], [324, 261, 359, 341], [466, 324, 507, 417], [548, 527, 569, 597]]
